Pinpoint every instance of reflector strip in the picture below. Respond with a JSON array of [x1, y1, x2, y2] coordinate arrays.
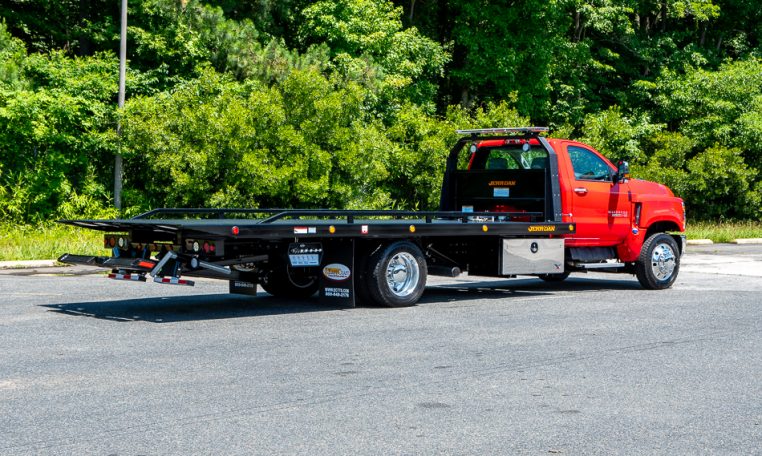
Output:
[[107, 273, 146, 282], [153, 277, 195, 286], [294, 226, 317, 234]]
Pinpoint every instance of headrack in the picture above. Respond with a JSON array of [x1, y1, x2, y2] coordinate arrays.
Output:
[[456, 127, 549, 136]]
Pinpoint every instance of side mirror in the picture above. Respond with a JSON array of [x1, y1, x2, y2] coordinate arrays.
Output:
[[614, 160, 630, 184]]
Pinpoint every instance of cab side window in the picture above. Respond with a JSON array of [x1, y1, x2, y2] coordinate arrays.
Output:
[[568, 146, 612, 181]]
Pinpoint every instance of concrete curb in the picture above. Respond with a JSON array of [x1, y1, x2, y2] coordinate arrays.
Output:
[[0, 259, 61, 269], [686, 239, 713, 245], [730, 238, 762, 245]]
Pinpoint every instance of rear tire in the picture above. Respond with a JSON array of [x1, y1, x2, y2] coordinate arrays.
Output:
[[366, 241, 427, 307], [636, 233, 680, 290], [260, 262, 319, 298]]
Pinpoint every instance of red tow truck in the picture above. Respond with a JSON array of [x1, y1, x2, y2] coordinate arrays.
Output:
[[59, 127, 685, 307]]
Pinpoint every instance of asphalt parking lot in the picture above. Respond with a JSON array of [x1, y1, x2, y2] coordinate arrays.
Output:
[[1, 245, 761, 455]]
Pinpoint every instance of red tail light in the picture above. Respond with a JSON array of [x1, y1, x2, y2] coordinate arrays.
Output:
[[136, 260, 156, 269]]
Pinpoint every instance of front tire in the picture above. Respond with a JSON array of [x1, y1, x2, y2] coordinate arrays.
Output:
[[366, 241, 427, 307], [636, 233, 680, 290]]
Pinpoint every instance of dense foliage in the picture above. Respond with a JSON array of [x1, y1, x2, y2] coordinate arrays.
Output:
[[0, 0, 760, 222]]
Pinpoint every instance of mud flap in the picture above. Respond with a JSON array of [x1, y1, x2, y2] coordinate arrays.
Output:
[[319, 238, 356, 308], [229, 279, 258, 296]]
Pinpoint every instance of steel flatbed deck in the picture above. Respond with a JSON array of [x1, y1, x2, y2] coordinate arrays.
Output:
[[59, 208, 575, 239]]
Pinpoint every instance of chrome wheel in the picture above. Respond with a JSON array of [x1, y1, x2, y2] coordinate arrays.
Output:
[[650, 242, 676, 281], [637, 233, 680, 290], [367, 242, 427, 307], [385, 252, 420, 297]]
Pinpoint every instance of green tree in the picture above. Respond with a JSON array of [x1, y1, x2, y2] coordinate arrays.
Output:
[[0, 0, 118, 55], [0, 50, 119, 222], [300, 0, 448, 114]]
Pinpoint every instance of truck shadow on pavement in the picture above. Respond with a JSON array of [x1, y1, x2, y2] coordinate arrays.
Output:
[[40, 277, 642, 323], [41, 293, 342, 323], [421, 277, 641, 304]]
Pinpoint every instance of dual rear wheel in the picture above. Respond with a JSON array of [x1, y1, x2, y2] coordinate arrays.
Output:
[[260, 241, 428, 307], [363, 241, 428, 307], [260, 262, 320, 299]]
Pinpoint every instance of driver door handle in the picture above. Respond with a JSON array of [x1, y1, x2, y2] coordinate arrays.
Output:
[[574, 187, 588, 195]]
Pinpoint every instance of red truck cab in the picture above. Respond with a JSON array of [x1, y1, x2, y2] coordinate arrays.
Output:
[[443, 128, 685, 289], [552, 139, 685, 259]]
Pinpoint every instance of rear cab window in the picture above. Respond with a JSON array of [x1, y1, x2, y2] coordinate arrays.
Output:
[[466, 143, 549, 171]]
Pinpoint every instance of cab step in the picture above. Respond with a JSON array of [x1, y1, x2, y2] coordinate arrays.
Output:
[[573, 261, 626, 270]]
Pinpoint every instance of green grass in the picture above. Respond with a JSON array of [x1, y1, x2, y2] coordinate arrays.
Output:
[[0, 223, 105, 261], [685, 221, 762, 243]]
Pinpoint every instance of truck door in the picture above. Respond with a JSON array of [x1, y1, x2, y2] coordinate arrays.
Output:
[[563, 144, 631, 246]]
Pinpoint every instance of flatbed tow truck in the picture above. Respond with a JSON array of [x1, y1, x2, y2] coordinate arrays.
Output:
[[59, 127, 685, 307]]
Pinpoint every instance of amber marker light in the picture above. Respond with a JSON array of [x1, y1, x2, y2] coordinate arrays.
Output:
[[409, 225, 416, 233], [329, 225, 336, 234], [569, 224, 574, 231], [482, 225, 489, 232]]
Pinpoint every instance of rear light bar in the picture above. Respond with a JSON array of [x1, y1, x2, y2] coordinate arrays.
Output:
[[457, 127, 549, 135], [104, 235, 126, 248], [184, 239, 220, 254], [103, 235, 179, 253]]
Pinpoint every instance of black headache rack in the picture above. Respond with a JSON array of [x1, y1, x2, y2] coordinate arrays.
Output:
[[441, 126, 563, 222]]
